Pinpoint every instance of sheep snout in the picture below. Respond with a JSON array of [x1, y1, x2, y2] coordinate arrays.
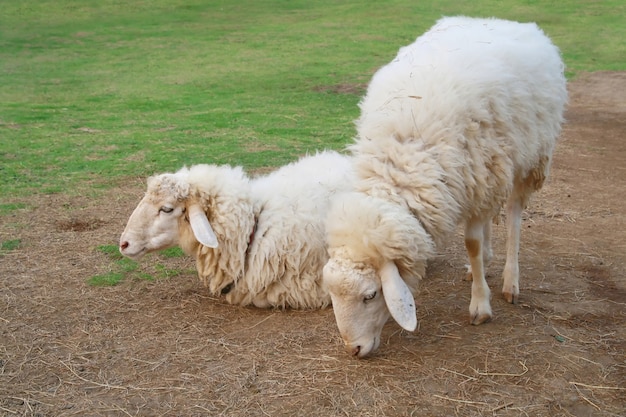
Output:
[[344, 336, 380, 359], [118, 237, 146, 259], [347, 345, 361, 357]]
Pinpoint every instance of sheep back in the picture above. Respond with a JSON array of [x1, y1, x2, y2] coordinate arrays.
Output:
[[352, 16, 567, 242], [237, 151, 354, 308], [187, 151, 354, 309]]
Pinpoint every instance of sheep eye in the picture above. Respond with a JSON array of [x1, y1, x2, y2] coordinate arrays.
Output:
[[159, 206, 174, 214], [363, 292, 377, 303]]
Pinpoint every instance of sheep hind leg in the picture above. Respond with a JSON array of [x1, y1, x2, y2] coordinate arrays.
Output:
[[465, 219, 492, 325], [502, 192, 524, 304], [465, 221, 493, 281]]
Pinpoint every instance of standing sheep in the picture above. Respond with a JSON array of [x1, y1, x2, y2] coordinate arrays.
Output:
[[323, 16, 568, 357], [120, 150, 354, 309]]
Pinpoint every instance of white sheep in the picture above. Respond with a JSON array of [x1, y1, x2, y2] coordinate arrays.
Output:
[[323, 16, 568, 357], [119, 150, 354, 309]]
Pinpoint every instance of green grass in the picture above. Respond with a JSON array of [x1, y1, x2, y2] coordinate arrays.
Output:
[[0, 239, 21, 254], [89, 244, 188, 286], [160, 247, 186, 259], [0, 203, 27, 215], [1, 0, 624, 201], [88, 272, 126, 287]]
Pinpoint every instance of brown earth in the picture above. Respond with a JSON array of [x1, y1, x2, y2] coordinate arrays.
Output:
[[1, 72, 625, 417]]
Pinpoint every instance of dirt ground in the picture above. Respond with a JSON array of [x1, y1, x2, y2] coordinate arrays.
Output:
[[1, 72, 625, 417]]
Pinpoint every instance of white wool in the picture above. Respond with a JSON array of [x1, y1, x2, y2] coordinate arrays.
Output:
[[120, 150, 355, 309], [353, 16, 566, 238], [325, 16, 568, 357]]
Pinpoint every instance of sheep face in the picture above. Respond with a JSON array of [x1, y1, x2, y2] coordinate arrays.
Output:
[[120, 170, 221, 260], [324, 254, 419, 358], [119, 192, 186, 260], [323, 257, 389, 358], [119, 173, 195, 259]]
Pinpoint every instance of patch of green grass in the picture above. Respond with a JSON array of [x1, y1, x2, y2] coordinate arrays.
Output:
[[155, 264, 185, 279], [137, 272, 156, 282], [96, 244, 123, 259], [0, 203, 27, 215], [118, 257, 139, 274], [90, 244, 189, 286], [0, 239, 21, 253], [0, 0, 624, 200], [87, 272, 125, 287], [160, 247, 185, 258], [89, 244, 145, 286]]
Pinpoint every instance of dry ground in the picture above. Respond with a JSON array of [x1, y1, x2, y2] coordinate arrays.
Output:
[[1, 72, 625, 417]]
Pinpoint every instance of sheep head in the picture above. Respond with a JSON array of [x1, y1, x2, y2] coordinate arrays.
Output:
[[119, 169, 218, 260], [323, 192, 433, 358], [324, 252, 416, 358]]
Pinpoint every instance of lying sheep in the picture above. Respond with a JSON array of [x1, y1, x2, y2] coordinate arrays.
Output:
[[323, 16, 568, 357], [120, 150, 354, 309]]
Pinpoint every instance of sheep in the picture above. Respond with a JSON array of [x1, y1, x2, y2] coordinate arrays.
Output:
[[322, 16, 568, 357], [119, 150, 354, 309]]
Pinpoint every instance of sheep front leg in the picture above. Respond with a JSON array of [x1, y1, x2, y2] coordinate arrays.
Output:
[[465, 220, 492, 325], [465, 221, 493, 281], [502, 195, 523, 304]]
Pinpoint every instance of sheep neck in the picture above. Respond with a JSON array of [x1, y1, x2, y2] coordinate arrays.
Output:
[[244, 214, 259, 266], [220, 212, 259, 296]]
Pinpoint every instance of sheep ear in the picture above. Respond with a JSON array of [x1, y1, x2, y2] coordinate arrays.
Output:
[[380, 261, 417, 331], [188, 204, 218, 248]]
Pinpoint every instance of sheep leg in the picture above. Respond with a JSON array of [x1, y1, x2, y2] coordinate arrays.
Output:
[[465, 221, 493, 281], [502, 194, 523, 304], [483, 221, 493, 267], [465, 219, 492, 325]]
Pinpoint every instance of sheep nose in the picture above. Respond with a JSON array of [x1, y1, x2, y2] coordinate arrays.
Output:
[[120, 241, 129, 250], [347, 345, 361, 357]]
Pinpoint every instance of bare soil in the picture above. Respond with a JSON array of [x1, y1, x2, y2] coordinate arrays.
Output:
[[1, 72, 625, 417]]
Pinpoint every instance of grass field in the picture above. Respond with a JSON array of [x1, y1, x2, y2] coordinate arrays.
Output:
[[1, 0, 625, 200]]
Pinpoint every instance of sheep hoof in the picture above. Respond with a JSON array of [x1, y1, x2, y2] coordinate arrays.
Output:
[[502, 291, 518, 304], [470, 312, 492, 325]]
